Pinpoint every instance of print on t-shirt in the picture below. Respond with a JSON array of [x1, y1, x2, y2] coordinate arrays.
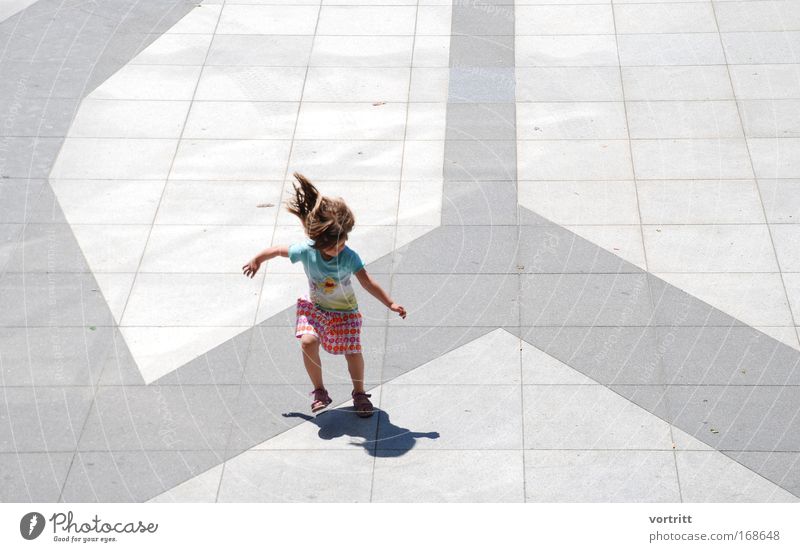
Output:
[[288, 239, 365, 312]]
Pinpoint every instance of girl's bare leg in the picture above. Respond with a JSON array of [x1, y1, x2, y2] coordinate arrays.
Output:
[[300, 335, 324, 389], [344, 352, 365, 393]]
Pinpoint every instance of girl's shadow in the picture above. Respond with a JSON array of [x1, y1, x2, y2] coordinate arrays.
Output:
[[283, 407, 439, 457]]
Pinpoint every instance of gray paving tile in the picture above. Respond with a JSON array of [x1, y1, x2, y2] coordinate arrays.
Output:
[[517, 225, 637, 274], [444, 139, 516, 181], [4, 223, 92, 273], [388, 274, 519, 327], [382, 326, 500, 382], [0, 97, 78, 137], [448, 67, 515, 103], [452, 2, 514, 36], [0, 326, 112, 386], [520, 273, 653, 326], [606, 384, 671, 421], [446, 102, 515, 140], [96, 328, 146, 386], [0, 386, 95, 452], [0, 178, 47, 224], [152, 328, 252, 386], [449, 35, 513, 68], [0, 136, 64, 178], [666, 386, 800, 452], [224, 383, 355, 456], [0, 272, 115, 327], [373, 450, 524, 502], [728, 451, 800, 499], [525, 450, 680, 502], [0, 224, 22, 269], [77, 385, 240, 452], [243, 324, 384, 386], [61, 450, 222, 502], [649, 273, 744, 327], [658, 327, 800, 386], [391, 225, 518, 274], [15, 182, 68, 223], [442, 180, 518, 226], [0, 452, 73, 502], [517, 326, 663, 385], [376, 384, 522, 450]]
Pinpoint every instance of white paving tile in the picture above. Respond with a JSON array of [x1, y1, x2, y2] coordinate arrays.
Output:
[[622, 66, 734, 101], [564, 225, 647, 270], [517, 140, 633, 180], [415, 5, 452, 36], [631, 139, 754, 180], [317, 6, 416, 36], [412, 36, 451, 67], [170, 139, 292, 181], [517, 67, 622, 102], [276, 181, 400, 226], [614, 3, 717, 34], [397, 180, 443, 226], [627, 101, 743, 139], [715, 0, 800, 33], [516, 5, 614, 35], [217, 5, 319, 35], [67, 100, 190, 139], [722, 31, 800, 65], [729, 65, 800, 100], [785, 273, 800, 323], [93, 274, 136, 323], [309, 36, 413, 67], [303, 67, 410, 102], [406, 103, 447, 140], [71, 225, 150, 273], [516, 102, 628, 140], [256, 273, 308, 322], [402, 140, 444, 180], [195, 66, 306, 101], [50, 138, 178, 180], [130, 34, 213, 66], [518, 181, 639, 225], [183, 101, 298, 139], [155, 181, 283, 226], [148, 465, 223, 503], [521, 340, 596, 385], [166, 4, 221, 34], [618, 33, 725, 66], [288, 140, 403, 180], [88, 66, 201, 101], [636, 180, 765, 224], [294, 102, 406, 140], [749, 138, 800, 178], [515, 35, 618, 67], [643, 224, 779, 273], [409, 67, 449, 102], [49, 180, 164, 225], [206, 35, 313, 66], [759, 179, 800, 223], [739, 99, 800, 138]]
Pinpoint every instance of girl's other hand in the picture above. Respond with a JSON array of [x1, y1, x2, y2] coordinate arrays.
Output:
[[242, 258, 261, 278], [390, 303, 407, 319]]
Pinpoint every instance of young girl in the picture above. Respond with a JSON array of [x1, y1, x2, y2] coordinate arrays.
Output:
[[242, 172, 407, 417]]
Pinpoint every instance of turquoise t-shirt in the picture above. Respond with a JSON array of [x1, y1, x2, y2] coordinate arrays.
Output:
[[288, 239, 365, 312]]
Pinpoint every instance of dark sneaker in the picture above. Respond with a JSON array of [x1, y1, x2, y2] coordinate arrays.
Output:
[[310, 388, 332, 413], [351, 390, 373, 418]]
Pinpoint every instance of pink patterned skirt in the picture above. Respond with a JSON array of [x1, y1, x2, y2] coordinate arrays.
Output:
[[295, 297, 362, 355]]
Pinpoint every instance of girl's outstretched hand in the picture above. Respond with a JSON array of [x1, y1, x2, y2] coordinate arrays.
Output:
[[242, 258, 261, 278], [390, 303, 407, 319]]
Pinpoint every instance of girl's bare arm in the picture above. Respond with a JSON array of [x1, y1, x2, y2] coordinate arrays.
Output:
[[355, 268, 407, 318], [242, 245, 289, 278]]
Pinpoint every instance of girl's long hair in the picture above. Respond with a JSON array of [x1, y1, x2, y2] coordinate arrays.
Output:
[[285, 172, 355, 251]]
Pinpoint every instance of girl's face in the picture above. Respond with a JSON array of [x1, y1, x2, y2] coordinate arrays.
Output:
[[320, 239, 346, 258]]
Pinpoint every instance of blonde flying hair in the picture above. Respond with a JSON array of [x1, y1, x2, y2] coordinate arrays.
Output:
[[285, 172, 355, 252]]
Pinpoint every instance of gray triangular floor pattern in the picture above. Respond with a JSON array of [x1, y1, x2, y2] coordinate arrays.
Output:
[[0, 0, 798, 502]]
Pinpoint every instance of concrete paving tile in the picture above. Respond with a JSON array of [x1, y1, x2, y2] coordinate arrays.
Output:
[[304, 67, 409, 102], [410, 67, 450, 102], [750, 138, 800, 178], [0, 272, 115, 328], [729, 64, 800, 100], [637, 179, 763, 224], [156, 180, 281, 226], [381, 326, 500, 382], [564, 225, 647, 270], [755, 327, 800, 350], [446, 103, 514, 140], [1, 222, 89, 273], [373, 450, 524, 502], [195, 66, 306, 101], [450, 36, 513, 68], [416, 4, 452, 36], [403, 139, 445, 180], [627, 101, 742, 139], [377, 384, 522, 449], [88, 65, 201, 100], [452, 3, 514, 36], [407, 103, 448, 140], [277, 182, 400, 226], [164, 5, 220, 34], [632, 139, 754, 180], [0, 179, 47, 223], [515, 35, 618, 67], [606, 384, 671, 421], [758, 180, 800, 223], [517, 102, 627, 140], [658, 326, 800, 386], [783, 273, 800, 323], [519, 326, 663, 386], [0, 326, 112, 386], [387, 273, 519, 327], [224, 383, 356, 455], [448, 67, 514, 103], [0, 60, 92, 99], [654, 272, 794, 328], [715, 0, 800, 33], [615, 3, 717, 34], [0, 452, 73, 502], [728, 451, 800, 500], [619, 33, 725, 66], [243, 323, 384, 386], [289, 140, 403, 180], [217, 450, 373, 502], [72, 225, 152, 273], [0, 224, 22, 269], [50, 137, 177, 180], [622, 66, 734, 101], [524, 450, 680, 502], [518, 140, 633, 180], [184, 101, 297, 140], [648, 273, 744, 327], [208, 35, 313, 67], [666, 385, 800, 452], [519, 180, 638, 224], [170, 139, 291, 180], [520, 273, 653, 326], [413, 35, 451, 67], [147, 464, 223, 503], [677, 451, 799, 502], [523, 384, 673, 449], [61, 450, 223, 502], [517, 224, 637, 273], [722, 32, 800, 65], [0, 386, 95, 453], [217, 5, 319, 35], [0, 136, 64, 179], [318, 5, 415, 36], [310, 36, 412, 67], [67, 99, 190, 139], [77, 385, 240, 452], [442, 180, 518, 225], [152, 328, 251, 386], [17, 181, 69, 224], [296, 102, 406, 141], [49, 179, 163, 225], [642, 224, 778, 273], [740, 99, 800, 138], [0, 97, 78, 138], [130, 33, 212, 65], [521, 338, 596, 385], [516, 5, 613, 35], [516, 67, 622, 102]]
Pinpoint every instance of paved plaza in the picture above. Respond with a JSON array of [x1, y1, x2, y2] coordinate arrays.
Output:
[[2, 0, 800, 502]]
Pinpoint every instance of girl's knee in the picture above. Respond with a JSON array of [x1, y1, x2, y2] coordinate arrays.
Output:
[[299, 334, 320, 349]]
